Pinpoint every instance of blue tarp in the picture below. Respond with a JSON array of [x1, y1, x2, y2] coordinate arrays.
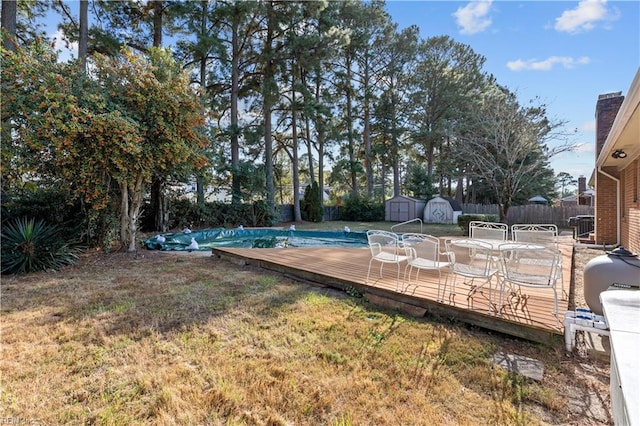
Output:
[[144, 228, 368, 251]]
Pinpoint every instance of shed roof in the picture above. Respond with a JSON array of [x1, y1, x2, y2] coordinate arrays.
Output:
[[428, 195, 462, 211], [528, 195, 548, 203]]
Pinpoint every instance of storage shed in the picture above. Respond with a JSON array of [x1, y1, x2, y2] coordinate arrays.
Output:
[[423, 196, 462, 224], [385, 195, 426, 222]]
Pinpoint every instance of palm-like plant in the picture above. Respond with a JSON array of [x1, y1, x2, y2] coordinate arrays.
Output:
[[1, 218, 81, 274]]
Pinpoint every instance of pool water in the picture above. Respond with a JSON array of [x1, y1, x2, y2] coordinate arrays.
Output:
[[144, 228, 369, 251]]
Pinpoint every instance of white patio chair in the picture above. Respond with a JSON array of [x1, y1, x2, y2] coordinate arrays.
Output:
[[511, 224, 558, 246], [445, 238, 499, 313], [469, 221, 508, 241], [366, 230, 407, 291], [401, 233, 452, 301], [498, 243, 561, 325], [469, 221, 508, 264], [511, 224, 565, 299]]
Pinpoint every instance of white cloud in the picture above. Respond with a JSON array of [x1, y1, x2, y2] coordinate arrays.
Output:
[[453, 1, 493, 35], [50, 28, 78, 62], [575, 142, 595, 154], [506, 56, 590, 71], [554, 0, 618, 34], [580, 120, 596, 133]]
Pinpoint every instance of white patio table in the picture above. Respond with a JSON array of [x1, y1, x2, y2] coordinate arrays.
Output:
[[450, 238, 544, 253]]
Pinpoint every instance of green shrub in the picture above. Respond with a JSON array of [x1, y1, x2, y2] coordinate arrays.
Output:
[[1, 186, 85, 240], [1, 218, 83, 274], [162, 199, 276, 230], [86, 207, 119, 252], [339, 194, 384, 222], [457, 214, 500, 235], [301, 181, 323, 223], [248, 199, 279, 227]]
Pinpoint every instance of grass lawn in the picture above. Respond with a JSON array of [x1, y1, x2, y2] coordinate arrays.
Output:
[[0, 221, 608, 425]]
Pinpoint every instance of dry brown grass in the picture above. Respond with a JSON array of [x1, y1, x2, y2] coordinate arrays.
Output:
[[1, 247, 610, 425]]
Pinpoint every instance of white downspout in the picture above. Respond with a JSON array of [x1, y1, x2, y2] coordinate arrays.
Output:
[[597, 167, 621, 246]]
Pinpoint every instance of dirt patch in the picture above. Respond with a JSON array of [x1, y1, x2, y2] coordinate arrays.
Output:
[[563, 245, 612, 424]]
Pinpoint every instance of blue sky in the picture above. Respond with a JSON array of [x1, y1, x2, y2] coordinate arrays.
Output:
[[385, 0, 639, 185]]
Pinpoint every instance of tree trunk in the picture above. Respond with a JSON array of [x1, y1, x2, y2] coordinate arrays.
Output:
[[263, 6, 276, 221], [120, 175, 144, 252], [230, 16, 241, 204], [315, 75, 325, 218], [79, 0, 88, 72], [196, 7, 207, 207], [345, 56, 357, 196], [305, 114, 314, 185], [1, 0, 17, 161], [119, 183, 130, 251], [149, 0, 168, 231], [128, 175, 144, 252], [392, 155, 401, 198], [291, 65, 302, 222], [152, 1, 163, 46], [381, 162, 387, 204], [1, 0, 17, 51], [426, 133, 436, 177], [455, 175, 464, 204], [151, 180, 168, 232], [362, 58, 373, 198], [499, 203, 508, 224]]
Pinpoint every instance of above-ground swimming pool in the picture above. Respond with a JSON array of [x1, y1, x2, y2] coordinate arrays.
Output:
[[144, 227, 369, 251]]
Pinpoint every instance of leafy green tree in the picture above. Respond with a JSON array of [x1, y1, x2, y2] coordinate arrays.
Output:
[[333, 0, 362, 197], [404, 163, 436, 200], [408, 35, 487, 177], [353, 1, 394, 198], [1, 40, 79, 193], [212, 1, 261, 205], [2, 41, 208, 251], [50, 0, 88, 71], [330, 0, 391, 198], [89, 47, 209, 250], [372, 24, 419, 198], [173, 0, 222, 206], [557, 171, 577, 198], [1, 0, 48, 49], [259, 1, 279, 219], [80, 1, 185, 232], [451, 85, 572, 221], [1, 0, 48, 173]]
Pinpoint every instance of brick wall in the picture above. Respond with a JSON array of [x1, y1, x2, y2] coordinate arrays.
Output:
[[594, 92, 625, 246], [621, 159, 640, 254], [594, 172, 618, 245], [595, 92, 624, 158], [578, 176, 586, 193]]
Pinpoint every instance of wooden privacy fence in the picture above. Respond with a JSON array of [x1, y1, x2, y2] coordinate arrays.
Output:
[[460, 204, 594, 228], [278, 203, 593, 228]]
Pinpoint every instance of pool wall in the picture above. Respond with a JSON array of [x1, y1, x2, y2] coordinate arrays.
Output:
[[144, 228, 369, 251]]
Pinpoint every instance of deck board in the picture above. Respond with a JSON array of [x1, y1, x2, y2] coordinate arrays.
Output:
[[211, 236, 574, 345]]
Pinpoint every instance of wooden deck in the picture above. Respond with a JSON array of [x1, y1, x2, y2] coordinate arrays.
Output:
[[211, 236, 574, 346]]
